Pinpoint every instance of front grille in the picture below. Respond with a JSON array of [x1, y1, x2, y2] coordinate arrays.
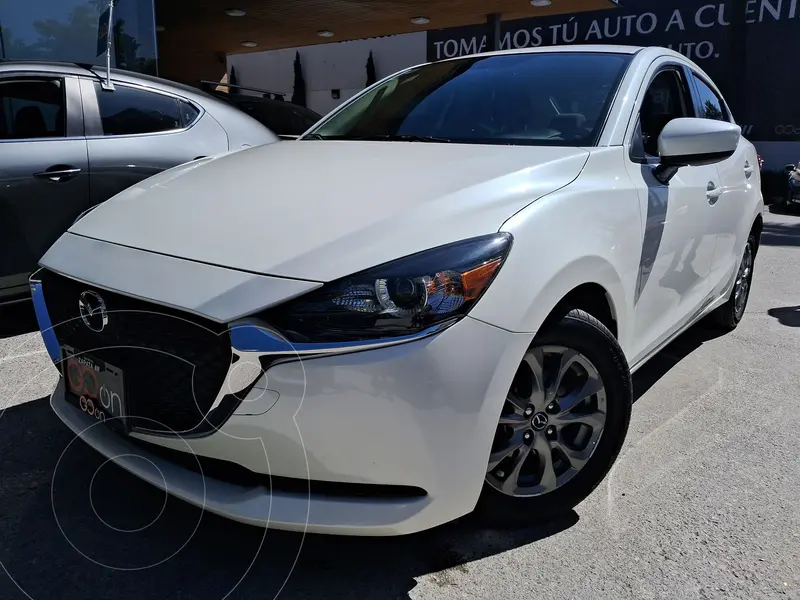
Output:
[[40, 269, 233, 435]]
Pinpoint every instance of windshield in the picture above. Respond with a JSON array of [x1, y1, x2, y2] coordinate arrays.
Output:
[[304, 52, 632, 146]]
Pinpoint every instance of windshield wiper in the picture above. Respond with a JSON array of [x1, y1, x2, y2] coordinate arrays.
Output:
[[350, 134, 455, 143]]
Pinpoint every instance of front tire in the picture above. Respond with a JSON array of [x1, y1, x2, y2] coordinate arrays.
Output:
[[476, 309, 632, 526]]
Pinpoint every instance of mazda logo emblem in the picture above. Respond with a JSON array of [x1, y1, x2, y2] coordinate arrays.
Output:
[[78, 291, 108, 332], [531, 412, 549, 431]]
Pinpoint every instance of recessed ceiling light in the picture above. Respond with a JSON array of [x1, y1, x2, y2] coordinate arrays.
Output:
[[530, 0, 552, 6], [241, 40, 258, 47], [317, 30, 334, 38], [225, 8, 246, 16], [410, 16, 430, 25]]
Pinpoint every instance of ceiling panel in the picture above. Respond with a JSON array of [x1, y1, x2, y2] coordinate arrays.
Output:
[[156, 0, 617, 55]]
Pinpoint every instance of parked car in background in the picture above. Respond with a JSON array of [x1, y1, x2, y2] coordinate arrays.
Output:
[[34, 45, 762, 536], [200, 81, 321, 138], [784, 161, 800, 208], [0, 60, 278, 305]]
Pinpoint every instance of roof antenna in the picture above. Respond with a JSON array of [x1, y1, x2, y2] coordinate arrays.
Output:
[[97, 0, 116, 91]]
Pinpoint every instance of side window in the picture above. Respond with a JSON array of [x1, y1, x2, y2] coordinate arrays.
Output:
[[179, 100, 201, 128], [691, 74, 729, 122], [635, 69, 692, 158], [0, 78, 65, 140], [94, 83, 182, 136]]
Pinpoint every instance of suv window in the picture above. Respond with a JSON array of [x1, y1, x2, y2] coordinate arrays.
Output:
[[691, 74, 729, 122], [0, 78, 65, 140], [634, 69, 693, 158], [94, 83, 183, 136]]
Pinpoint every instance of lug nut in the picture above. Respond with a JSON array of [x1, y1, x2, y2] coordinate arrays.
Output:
[[546, 425, 556, 438], [524, 407, 534, 417], [524, 430, 533, 442], [547, 401, 558, 412], [496, 469, 505, 479]]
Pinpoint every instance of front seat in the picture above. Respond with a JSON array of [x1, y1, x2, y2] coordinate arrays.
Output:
[[14, 106, 49, 139]]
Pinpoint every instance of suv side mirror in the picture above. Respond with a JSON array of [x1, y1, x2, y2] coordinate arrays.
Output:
[[785, 163, 797, 174], [653, 117, 740, 184]]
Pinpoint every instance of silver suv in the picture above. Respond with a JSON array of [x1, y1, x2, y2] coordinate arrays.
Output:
[[0, 60, 278, 305]]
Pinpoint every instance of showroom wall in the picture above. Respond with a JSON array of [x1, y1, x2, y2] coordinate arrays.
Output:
[[0, 0, 158, 75], [226, 33, 426, 117]]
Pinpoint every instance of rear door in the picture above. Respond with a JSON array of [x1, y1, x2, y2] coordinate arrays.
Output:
[[687, 70, 752, 299], [79, 78, 229, 206], [0, 74, 89, 299]]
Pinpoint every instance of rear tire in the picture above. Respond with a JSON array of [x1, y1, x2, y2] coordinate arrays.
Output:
[[475, 309, 632, 526], [711, 233, 756, 331]]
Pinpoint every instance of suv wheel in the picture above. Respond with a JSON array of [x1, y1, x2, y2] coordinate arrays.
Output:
[[476, 309, 632, 525]]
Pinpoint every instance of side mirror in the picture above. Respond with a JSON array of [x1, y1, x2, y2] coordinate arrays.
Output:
[[653, 117, 740, 184], [785, 164, 797, 173]]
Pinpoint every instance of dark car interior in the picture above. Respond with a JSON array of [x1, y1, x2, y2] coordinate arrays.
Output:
[[0, 79, 65, 140]]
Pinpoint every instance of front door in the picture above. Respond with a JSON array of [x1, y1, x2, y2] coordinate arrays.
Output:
[[624, 66, 719, 364], [0, 75, 89, 300]]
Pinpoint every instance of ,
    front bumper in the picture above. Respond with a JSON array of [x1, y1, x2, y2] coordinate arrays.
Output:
[[34, 269, 532, 535]]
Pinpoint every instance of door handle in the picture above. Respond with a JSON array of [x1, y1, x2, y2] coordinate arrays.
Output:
[[33, 166, 81, 183], [707, 181, 723, 204], [744, 161, 754, 178]]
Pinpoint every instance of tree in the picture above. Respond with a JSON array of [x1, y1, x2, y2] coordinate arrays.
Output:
[[702, 99, 724, 121], [291, 51, 307, 108], [229, 66, 240, 95], [366, 51, 377, 87], [0, 0, 154, 74]]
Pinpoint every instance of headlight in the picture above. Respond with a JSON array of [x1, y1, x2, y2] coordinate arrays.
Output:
[[265, 233, 512, 343]]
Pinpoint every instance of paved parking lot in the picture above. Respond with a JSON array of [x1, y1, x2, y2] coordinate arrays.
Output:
[[1, 210, 798, 600]]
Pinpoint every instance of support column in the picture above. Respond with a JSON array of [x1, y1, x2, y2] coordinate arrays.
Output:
[[486, 13, 502, 52]]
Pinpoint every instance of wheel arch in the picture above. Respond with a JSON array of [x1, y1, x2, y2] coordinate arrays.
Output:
[[541, 282, 618, 340], [517, 256, 631, 351], [751, 212, 764, 254]]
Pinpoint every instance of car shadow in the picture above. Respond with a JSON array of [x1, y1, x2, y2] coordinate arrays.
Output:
[[631, 323, 727, 402], [760, 220, 800, 247], [0, 397, 578, 600], [767, 306, 800, 328], [0, 301, 38, 339]]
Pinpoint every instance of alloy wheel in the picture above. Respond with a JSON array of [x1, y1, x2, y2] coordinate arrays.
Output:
[[734, 242, 753, 319], [486, 345, 607, 498]]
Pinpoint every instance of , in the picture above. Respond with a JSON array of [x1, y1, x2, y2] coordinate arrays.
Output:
[[0, 60, 278, 306], [31, 45, 763, 536]]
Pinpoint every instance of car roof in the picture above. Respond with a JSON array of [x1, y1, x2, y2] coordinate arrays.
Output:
[[437, 44, 686, 63], [0, 59, 226, 104]]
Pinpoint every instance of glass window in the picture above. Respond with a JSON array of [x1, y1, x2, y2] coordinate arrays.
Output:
[[307, 52, 633, 147], [179, 100, 200, 128], [692, 74, 729, 122], [95, 83, 182, 136], [0, 78, 65, 140], [636, 69, 693, 157]]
